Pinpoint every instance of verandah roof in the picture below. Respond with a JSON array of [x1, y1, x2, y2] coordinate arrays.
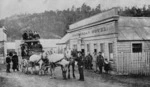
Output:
[[57, 33, 71, 45]]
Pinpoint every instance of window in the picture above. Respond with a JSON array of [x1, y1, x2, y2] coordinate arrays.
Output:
[[81, 44, 84, 49], [94, 44, 97, 53], [87, 44, 90, 52], [109, 43, 113, 53], [100, 43, 104, 52], [132, 43, 142, 53], [73, 44, 77, 50]]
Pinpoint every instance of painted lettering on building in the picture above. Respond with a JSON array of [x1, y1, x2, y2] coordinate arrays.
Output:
[[72, 22, 115, 38]]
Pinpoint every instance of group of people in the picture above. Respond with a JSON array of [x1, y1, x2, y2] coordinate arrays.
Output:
[[5, 52, 19, 73], [95, 52, 111, 74], [22, 31, 40, 40], [80, 51, 111, 74], [21, 30, 43, 57], [67, 49, 111, 81], [21, 41, 43, 57], [84, 53, 93, 70]]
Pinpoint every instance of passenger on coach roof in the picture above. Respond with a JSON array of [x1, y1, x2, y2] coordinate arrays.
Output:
[[29, 30, 34, 40], [33, 31, 40, 39], [22, 31, 28, 40]]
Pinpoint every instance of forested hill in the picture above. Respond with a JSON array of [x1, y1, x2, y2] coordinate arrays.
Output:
[[1, 4, 150, 41], [0, 4, 101, 41]]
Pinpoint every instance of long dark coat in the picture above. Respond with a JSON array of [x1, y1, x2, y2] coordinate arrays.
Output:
[[12, 55, 19, 70], [96, 55, 104, 67], [6, 56, 11, 64]]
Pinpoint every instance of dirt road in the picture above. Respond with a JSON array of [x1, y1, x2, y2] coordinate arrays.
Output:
[[0, 67, 128, 87]]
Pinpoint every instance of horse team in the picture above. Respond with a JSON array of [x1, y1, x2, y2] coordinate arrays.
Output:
[[20, 49, 78, 80]]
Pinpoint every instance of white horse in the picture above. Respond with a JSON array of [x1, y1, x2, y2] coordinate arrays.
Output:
[[28, 53, 44, 75], [45, 53, 69, 79], [20, 58, 28, 73], [43, 49, 73, 79]]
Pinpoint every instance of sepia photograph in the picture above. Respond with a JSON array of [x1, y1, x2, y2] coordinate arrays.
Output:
[[0, 0, 150, 87]]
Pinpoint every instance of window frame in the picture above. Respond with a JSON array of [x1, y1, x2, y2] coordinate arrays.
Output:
[[87, 44, 90, 52], [100, 43, 105, 53], [108, 43, 113, 53], [132, 43, 142, 53]]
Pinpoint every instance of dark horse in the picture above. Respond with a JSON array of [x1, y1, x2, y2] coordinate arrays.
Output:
[[67, 49, 78, 79]]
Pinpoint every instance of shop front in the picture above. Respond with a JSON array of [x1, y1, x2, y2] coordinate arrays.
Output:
[[68, 8, 119, 61], [66, 8, 150, 74]]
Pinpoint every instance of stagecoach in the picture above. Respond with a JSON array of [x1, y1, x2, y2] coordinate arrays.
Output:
[[20, 30, 43, 73], [19, 30, 75, 79]]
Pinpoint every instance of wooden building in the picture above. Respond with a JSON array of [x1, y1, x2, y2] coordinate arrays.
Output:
[[66, 8, 150, 75], [0, 26, 7, 64], [57, 34, 71, 53]]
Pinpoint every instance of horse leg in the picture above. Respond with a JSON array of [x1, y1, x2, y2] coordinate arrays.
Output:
[[68, 64, 70, 79], [61, 66, 67, 80], [26, 63, 29, 74], [72, 63, 76, 79], [39, 66, 42, 75], [31, 67, 33, 74], [50, 67, 52, 76]]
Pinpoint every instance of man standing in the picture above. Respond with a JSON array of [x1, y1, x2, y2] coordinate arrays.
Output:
[[12, 52, 19, 71], [93, 52, 98, 72], [75, 52, 84, 81], [86, 53, 93, 69], [6, 54, 11, 73], [96, 52, 104, 74]]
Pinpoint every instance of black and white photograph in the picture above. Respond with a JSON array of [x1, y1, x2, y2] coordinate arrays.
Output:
[[0, 0, 150, 87]]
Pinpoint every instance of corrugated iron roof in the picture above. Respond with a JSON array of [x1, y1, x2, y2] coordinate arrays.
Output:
[[69, 8, 118, 30], [118, 17, 150, 40]]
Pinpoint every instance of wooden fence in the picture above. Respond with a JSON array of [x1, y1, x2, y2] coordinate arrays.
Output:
[[117, 52, 150, 75]]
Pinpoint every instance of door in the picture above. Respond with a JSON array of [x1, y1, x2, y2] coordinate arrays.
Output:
[[100, 43, 105, 57], [94, 44, 97, 53], [108, 43, 113, 60]]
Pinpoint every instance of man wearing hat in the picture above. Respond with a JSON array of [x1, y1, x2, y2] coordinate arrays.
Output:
[[12, 52, 19, 71], [6, 54, 11, 73], [96, 52, 104, 74], [75, 51, 84, 81]]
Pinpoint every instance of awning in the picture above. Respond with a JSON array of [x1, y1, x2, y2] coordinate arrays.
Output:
[[57, 33, 71, 45]]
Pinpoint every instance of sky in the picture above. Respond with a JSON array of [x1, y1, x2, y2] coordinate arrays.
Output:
[[0, 0, 150, 19]]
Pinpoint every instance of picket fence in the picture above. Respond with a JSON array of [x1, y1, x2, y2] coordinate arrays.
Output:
[[117, 52, 150, 75]]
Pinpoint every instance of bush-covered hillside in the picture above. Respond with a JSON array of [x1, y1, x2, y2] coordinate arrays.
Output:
[[1, 4, 150, 41]]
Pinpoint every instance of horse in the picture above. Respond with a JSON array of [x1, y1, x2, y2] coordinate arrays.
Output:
[[65, 49, 77, 79], [20, 58, 28, 73], [28, 53, 45, 75], [43, 48, 77, 79], [45, 53, 69, 79]]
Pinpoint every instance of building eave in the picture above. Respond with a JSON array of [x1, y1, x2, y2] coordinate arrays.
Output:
[[67, 16, 119, 33]]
